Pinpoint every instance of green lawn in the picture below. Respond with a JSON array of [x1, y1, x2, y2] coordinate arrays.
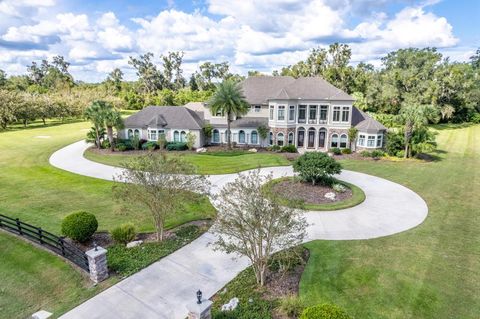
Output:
[[84, 148, 291, 175], [300, 124, 480, 318], [0, 120, 215, 234], [0, 231, 115, 319]]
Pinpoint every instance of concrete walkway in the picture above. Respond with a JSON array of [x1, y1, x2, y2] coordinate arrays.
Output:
[[50, 141, 428, 319]]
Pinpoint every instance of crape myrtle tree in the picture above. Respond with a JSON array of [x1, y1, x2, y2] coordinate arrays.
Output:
[[211, 170, 307, 286], [113, 153, 210, 241], [208, 80, 250, 149]]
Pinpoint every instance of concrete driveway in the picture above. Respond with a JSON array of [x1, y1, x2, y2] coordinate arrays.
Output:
[[50, 140, 428, 319]]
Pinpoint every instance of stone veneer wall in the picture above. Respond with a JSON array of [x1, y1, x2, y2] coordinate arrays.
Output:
[[270, 127, 296, 145]]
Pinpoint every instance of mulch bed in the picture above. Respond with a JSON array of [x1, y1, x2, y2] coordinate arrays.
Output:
[[272, 179, 352, 204]]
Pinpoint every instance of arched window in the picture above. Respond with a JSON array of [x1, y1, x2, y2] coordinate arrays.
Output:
[[251, 131, 258, 144], [277, 133, 284, 146], [180, 131, 186, 142], [331, 134, 339, 148], [307, 127, 315, 148], [318, 128, 326, 148], [297, 127, 305, 147], [212, 129, 220, 143], [134, 129, 140, 138], [269, 132, 273, 146], [239, 130, 246, 144], [174, 130, 180, 142], [340, 134, 348, 148], [288, 132, 294, 145], [127, 129, 133, 139]]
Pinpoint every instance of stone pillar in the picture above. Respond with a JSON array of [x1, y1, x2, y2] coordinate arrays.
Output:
[[187, 300, 213, 319], [85, 246, 108, 283]]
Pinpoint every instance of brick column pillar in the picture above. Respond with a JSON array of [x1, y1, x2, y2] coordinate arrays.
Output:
[[85, 246, 108, 283], [187, 300, 213, 319]]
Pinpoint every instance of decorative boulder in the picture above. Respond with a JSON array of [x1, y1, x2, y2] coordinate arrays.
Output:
[[221, 297, 239, 311], [126, 240, 143, 248], [324, 192, 336, 200], [196, 147, 207, 153], [248, 148, 257, 153]]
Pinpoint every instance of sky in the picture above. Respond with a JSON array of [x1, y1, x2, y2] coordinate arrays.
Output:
[[0, 0, 478, 83]]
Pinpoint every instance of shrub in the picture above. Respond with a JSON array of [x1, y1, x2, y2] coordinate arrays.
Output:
[[61, 211, 98, 243], [360, 150, 372, 157], [278, 295, 305, 318], [293, 152, 342, 186], [186, 132, 196, 150], [469, 112, 480, 124], [341, 148, 352, 154], [111, 223, 136, 245], [268, 145, 281, 151], [166, 142, 188, 151], [116, 143, 127, 152], [142, 141, 158, 151], [371, 150, 385, 158], [157, 133, 167, 149], [386, 131, 404, 156], [101, 139, 111, 149], [132, 136, 141, 150], [281, 144, 297, 153], [300, 304, 351, 319], [333, 183, 347, 193], [396, 150, 405, 158], [330, 147, 341, 155]]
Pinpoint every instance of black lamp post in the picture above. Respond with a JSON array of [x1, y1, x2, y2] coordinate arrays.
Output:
[[196, 289, 202, 304]]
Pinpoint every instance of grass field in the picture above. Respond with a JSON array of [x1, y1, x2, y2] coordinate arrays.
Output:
[[300, 124, 480, 318], [0, 120, 215, 234], [0, 231, 115, 319], [84, 148, 291, 175]]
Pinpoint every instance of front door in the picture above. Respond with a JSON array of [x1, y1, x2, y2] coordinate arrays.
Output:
[[308, 130, 315, 148], [297, 130, 305, 147]]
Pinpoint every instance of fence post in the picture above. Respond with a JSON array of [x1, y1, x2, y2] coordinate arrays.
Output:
[[85, 246, 109, 283], [38, 227, 43, 244], [16, 218, 22, 235], [59, 238, 66, 256]]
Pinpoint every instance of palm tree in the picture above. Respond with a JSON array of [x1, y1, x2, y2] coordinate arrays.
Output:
[[398, 105, 430, 158], [84, 101, 106, 149], [104, 107, 124, 151], [208, 80, 250, 149]]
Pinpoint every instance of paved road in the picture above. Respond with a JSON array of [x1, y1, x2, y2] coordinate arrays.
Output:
[[50, 141, 428, 319]]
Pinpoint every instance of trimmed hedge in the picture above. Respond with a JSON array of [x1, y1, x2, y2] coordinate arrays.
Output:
[[61, 211, 98, 243], [300, 304, 351, 319], [330, 147, 342, 155], [166, 142, 188, 151], [281, 144, 297, 153]]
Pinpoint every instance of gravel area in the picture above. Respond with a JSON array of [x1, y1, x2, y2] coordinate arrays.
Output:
[[272, 179, 352, 204]]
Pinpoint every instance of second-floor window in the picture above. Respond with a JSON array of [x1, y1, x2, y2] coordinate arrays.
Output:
[[269, 105, 274, 120], [320, 105, 328, 122], [333, 106, 341, 122], [298, 105, 306, 122], [309, 105, 317, 123], [289, 105, 295, 121], [342, 106, 350, 122], [278, 105, 285, 121]]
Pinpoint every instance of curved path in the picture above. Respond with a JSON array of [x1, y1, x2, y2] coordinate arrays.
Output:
[[50, 141, 428, 319]]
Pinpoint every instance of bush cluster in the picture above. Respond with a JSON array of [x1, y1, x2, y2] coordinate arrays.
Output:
[[61, 211, 98, 243], [300, 304, 351, 319], [166, 142, 188, 151], [293, 152, 342, 186], [281, 144, 297, 153], [142, 141, 158, 151], [330, 147, 342, 155], [111, 223, 136, 245], [341, 148, 352, 154], [360, 150, 385, 158]]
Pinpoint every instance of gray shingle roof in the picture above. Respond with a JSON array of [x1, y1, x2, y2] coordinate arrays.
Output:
[[240, 76, 353, 103], [124, 106, 204, 130], [351, 107, 386, 133], [207, 117, 268, 128]]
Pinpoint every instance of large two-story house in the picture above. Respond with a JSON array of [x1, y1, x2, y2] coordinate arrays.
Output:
[[120, 76, 386, 151]]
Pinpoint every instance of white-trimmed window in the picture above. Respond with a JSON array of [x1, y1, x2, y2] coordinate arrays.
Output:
[[134, 129, 140, 138], [358, 134, 365, 147], [173, 131, 180, 142], [367, 135, 375, 147], [269, 132, 273, 145], [212, 129, 220, 143], [297, 128, 305, 147], [251, 131, 258, 144], [289, 106, 295, 122], [298, 105, 306, 123], [269, 105, 274, 120], [148, 129, 157, 141], [319, 105, 328, 122], [277, 133, 284, 146], [239, 130, 246, 144], [252, 105, 261, 112], [331, 134, 339, 148], [340, 134, 348, 148], [377, 134, 383, 147], [180, 131, 187, 142], [308, 105, 317, 123], [277, 105, 285, 121], [333, 106, 341, 122], [127, 129, 133, 139], [288, 132, 294, 145], [342, 107, 350, 122]]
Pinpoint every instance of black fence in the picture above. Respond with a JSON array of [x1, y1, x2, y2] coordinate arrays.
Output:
[[0, 214, 89, 272]]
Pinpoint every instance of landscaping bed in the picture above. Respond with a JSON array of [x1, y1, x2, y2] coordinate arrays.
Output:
[[264, 177, 365, 211]]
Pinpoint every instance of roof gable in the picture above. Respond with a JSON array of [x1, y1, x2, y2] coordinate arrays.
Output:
[[124, 106, 204, 130]]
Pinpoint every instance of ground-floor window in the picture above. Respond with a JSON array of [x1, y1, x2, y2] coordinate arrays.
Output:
[[148, 130, 157, 141], [288, 132, 294, 145], [180, 131, 186, 142], [297, 128, 305, 147], [239, 130, 245, 144], [340, 134, 348, 148], [367, 135, 375, 147], [358, 134, 365, 146], [251, 131, 258, 144], [277, 133, 284, 146], [331, 134, 339, 148], [318, 129, 326, 148], [134, 129, 140, 138], [357, 133, 383, 148], [127, 129, 133, 139], [212, 129, 220, 143], [269, 132, 273, 145], [174, 130, 180, 142], [377, 134, 383, 147]]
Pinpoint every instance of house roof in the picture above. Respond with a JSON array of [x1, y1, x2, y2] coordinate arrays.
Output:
[[207, 117, 268, 129], [351, 107, 387, 133], [240, 76, 354, 104], [124, 106, 204, 130]]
